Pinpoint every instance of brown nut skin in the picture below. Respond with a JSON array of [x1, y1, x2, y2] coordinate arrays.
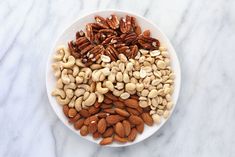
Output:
[[106, 115, 125, 125], [141, 113, 154, 126], [124, 99, 139, 108], [79, 109, 90, 118], [63, 105, 69, 117], [136, 122, 144, 134], [102, 127, 114, 138], [68, 108, 77, 118], [74, 119, 85, 130], [129, 115, 143, 125], [97, 118, 107, 134], [114, 134, 128, 143], [127, 128, 138, 141], [69, 114, 81, 123], [100, 137, 113, 145], [80, 125, 89, 136], [115, 108, 130, 117], [122, 120, 131, 136], [115, 122, 125, 138], [93, 131, 101, 139]]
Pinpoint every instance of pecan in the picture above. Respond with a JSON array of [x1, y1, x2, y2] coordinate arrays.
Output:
[[86, 24, 95, 42], [124, 33, 137, 45], [68, 41, 80, 58], [120, 15, 132, 33], [105, 45, 118, 61], [80, 44, 94, 55], [129, 45, 138, 58], [76, 30, 85, 39], [142, 30, 150, 37], [106, 15, 120, 29], [76, 37, 89, 45], [99, 29, 117, 36], [138, 35, 160, 50], [95, 16, 109, 28]]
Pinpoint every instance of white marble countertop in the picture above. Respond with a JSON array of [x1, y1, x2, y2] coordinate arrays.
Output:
[[1, 0, 235, 156]]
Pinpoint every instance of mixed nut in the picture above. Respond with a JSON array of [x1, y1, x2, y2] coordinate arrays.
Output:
[[51, 14, 175, 145]]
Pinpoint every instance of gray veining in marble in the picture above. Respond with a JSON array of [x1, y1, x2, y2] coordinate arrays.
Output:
[[1, 0, 235, 156]]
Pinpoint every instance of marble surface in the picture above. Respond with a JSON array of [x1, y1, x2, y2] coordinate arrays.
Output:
[[1, 0, 235, 156]]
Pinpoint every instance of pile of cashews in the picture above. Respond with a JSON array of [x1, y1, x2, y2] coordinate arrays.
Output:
[[51, 45, 175, 121]]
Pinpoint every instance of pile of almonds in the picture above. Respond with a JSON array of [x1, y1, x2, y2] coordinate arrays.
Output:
[[63, 93, 153, 145], [51, 14, 175, 145]]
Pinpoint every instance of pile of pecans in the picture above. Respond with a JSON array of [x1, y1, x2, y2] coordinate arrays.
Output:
[[51, 14, 175, 145], [68, 15, 160, 66], [63, 93, 154, 145]]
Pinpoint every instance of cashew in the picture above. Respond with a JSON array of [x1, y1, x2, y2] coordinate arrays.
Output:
[[166, 101, 173, 110], [75, 59, 85, 67], [60, 56, 75, 68], [52, 63, 62, 78], [67, 69, 73, 74], [161, 51, 169, 58], [141, 89, 149, 97], [101, 55, 111, 63], [112, 89, 124, 97], [140, 69, 147, 78], [129, 89, 136, 95], [111, 66, 119, 73], [108, 73, 116, 82], [65, 89, 74, 99], [130, 77, 138, 84], [139, 49, 149, 55], [83, 92, 90, 100], [165, 94, 172, 102], [115, 82, 124, 90], [64, 83, 76, 90], [101, 67, 111, 76], [81, 68, 92, 83], [92, 70, 102, 82], [105, 81, 114, 91], [61, 69, 70, 84], [123, 72, 130, 83], [133, 71, 140, 79], [96, 82, 109, 94], [68, 96, 76, 108], [63, 47, 70, 62], [75, 96, 83, 111], [90, 64, 102, 70], [116, 72, 123, 82], [143, 61, 151, 66], [77, 84, 91, 92], [125, 83, 136, 91], [51, 88, 65, 98], [148, 89, 158, 98], [72, 65, 79, 77], [75, 88, 85, 97], [99, 73, 106, 81], [157, 60, 166, 69], [139, 96, 147, 101], [56, 79, 63, 89], [75, 76, 83, 84], [90, 81, 96, 92], [82, 93, 96, 107], [95, 92, 104, 103], [120, 92, 130, 99], [139, 100, 148, 108], [54, 46, 65, 61], [135, 51, 141, 59], [68, 74, 75, 83], [152, 114, 161, 124], [56, 96, 70, 105], [119, 63, 125, 72]]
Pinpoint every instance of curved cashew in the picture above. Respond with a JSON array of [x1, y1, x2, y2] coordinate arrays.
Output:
[[75, 88, 85, 97], [78, 71, 85, 77], [108, 73, 116, 83], [83, 92, 90, 100], [61, 69, 70, 84], [72, 65, 79, 77], [63, 47, 70, 62], [112, 89, 124, 97], [64, 83, 76, 90], [92, 70, 102, 82], [101, 67, 111, 76], [77, 84, 91, 91], [56, 79, 63, 89], [54, 46, 65, 61], [75, 59, 85, 67], [96, 82, 109, 94], [75, 96, 83, 111], [105, 80, 114, 91], [52, 63, 62, 78], [99, 73, 106, 81], [60, 56, 75, 68], [56, 96, 70, 105], [75, 76, 83, 84], [68, 96, 76, 108], [81, 68, 92, 83], [65, 89, 74, 99], [68, 74, 75, 83], [51, 88, 65, 99], [90, 64, 102, 70], [82, 93, 96, 107], [95, 91, 104, 103]]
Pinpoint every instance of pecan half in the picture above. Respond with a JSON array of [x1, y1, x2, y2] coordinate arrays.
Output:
[[120, 15, 132, 33], [106, 15, 120, 29]]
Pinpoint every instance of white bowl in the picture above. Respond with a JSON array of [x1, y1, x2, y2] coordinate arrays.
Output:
[[46, 10, 181, 147]]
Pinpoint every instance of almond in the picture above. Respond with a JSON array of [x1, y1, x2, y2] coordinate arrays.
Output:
[[74, 119, 85, 130], [136, 122, 144, 133], [115, 108, 130, 117], [97, 118, 107, 134], [115, 122, 125, 138], [102, 127, 114, 138], [63, 105, 69, 117], [80, 125, 89, 136], [114, 134, 128, 143], [88, 121, 97, 133], [127, 128, 137, 141], [69, 114, 81, 123], [129, 115, 143, 125], [88, 106, 100, 114], [94, 101, 101, 108], [97, 112, 109, 118], [105, 92, 118, 101], [103, 108, 115, 114], [113, 101, 125, 109], [79, 109, 90, 118], [84, 117, 90, 125], [101, 103, 113, 109], [126, 107, 140, 115], [124, 99, 139, 108], [106, 115, 124, 125], [141, 113, 153, 126], [68, 108, 77, 118], [103, 98, 113, 104], [99, 137, 113, 145], [93, 131, 101, 139], [122, 120, 131, 136]]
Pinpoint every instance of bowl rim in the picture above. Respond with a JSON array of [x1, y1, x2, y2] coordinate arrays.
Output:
[[46, 9, 181, 147]]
